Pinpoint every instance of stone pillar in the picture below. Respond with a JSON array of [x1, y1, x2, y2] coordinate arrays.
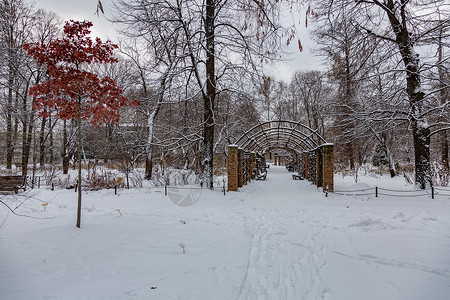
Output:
[[322, 144, 334, 192], [250, 152, 256, 179], [227, 145, 238, 191], [238, 148, 243, 187], [304, 152, 309, 179]]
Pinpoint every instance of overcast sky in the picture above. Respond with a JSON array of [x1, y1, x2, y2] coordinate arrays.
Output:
[[34, 0, 323, 82]]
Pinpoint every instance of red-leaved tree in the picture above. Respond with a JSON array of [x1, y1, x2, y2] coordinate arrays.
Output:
[[24, 20, 137, 228]]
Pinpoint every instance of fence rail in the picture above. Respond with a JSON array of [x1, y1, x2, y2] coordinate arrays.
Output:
[[334, 186, 450, 198]]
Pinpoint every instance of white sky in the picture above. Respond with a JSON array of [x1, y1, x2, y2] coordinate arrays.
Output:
[[34, 0, 323, 82]]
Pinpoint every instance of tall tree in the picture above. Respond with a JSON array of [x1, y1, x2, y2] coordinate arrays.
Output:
[[314, 0, 449, 188], [312, 3, 377, 170], [0, 0, 33, 170], [354, 0, 449, 188], [24, 20, 136, 228], [114, 0, 286, 189]]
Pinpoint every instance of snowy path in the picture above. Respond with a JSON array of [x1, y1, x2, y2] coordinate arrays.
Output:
[[234, 166, 331, 300], [1, 165, 450, 299]]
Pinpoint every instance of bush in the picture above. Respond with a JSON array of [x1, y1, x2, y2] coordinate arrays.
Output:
[[432, 163, 449, 187], [85, 167, 117, 190]]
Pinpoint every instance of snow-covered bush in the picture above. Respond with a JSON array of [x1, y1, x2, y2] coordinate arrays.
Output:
[[431, 163, 449, 187]]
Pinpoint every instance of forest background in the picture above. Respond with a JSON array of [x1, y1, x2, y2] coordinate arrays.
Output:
[[0, 0, 448, 192]]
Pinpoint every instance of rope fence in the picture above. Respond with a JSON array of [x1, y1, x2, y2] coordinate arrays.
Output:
[[334, 186, 450, 199], [163, 185, 227, 196]]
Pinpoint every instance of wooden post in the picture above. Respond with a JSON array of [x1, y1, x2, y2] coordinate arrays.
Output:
[[376, 186, 378, 197]]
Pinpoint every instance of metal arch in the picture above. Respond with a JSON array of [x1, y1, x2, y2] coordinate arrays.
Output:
[[235, 120, 326, 149], [260, 145, 301, 155], [248, 137, 305, 154], [245, 136, 306, 154], [252, 142, 304, 155], [239, 127, 320, 151], [236, 123, 325, 153], [241, 127, 318, 150], [245, 133, 309, 153]]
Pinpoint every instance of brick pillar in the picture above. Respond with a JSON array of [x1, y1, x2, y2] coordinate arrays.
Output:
[[304, 152, 309, 179], [261, 152, 266, 171], [245, 151, 250, 184], [316, 146, 323, 187], [238, 148, 243, 187], [322, 144, 334, 192], [250, 152, 256, 179], [227, 145, 238, 191]]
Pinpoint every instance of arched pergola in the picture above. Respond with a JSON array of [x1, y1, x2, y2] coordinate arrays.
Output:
[[227, 120, 334, 193], [235, 120, 326, 153]]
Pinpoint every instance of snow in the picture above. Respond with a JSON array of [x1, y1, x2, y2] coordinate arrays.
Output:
[[1, 165, 450, 299]]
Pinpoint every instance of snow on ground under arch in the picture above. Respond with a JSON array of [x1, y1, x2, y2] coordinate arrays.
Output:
[[1, 165, 449, 299]]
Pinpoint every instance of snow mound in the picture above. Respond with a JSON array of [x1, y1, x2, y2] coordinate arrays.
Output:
[[348, 182, 372, 191]]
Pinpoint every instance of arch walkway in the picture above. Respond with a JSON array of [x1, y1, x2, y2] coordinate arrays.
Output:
[[227, 120, 334, 193]]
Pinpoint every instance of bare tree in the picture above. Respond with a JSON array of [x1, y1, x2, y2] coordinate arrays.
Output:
[[0, 0, 33, 171], [312, 0, 449, 188], [113, 0, 286, 189]]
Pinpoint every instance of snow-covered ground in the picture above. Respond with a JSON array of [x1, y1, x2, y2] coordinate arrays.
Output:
[[1, 165, 449, 300]]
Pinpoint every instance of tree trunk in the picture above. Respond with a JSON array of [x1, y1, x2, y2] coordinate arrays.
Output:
[[21, 83, 34, 177], [21, 116, 28, 175], [412, 125, 431, 188], [49, 116, 54, 165], [21, 115, 34, 177], [6, 62, 14, 170], [437, 24, 449, 171], [400, 51, 431, 188], [31, 128, 37, 187], [144, 74, 166, 180], [202, 0, 216, 189], [145, 157, 153, 179], [442, 132, 449, 171], [343, 35, 354, 171], [39, 117, 47, 166], [145, 116, 154, 180], [383, 2, 432, 188], [76, 96, 82, 228], [385, 144, 397, 178], [62, 120, 70, 174]]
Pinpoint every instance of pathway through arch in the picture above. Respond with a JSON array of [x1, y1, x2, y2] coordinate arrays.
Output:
[[231, 164, 332, 300]]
